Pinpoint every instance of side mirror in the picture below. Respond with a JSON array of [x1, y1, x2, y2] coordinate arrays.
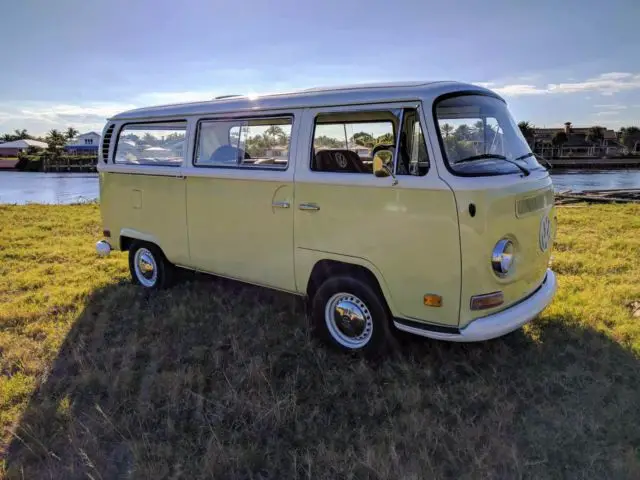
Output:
[[373, 154, 390, 177], [372, 152, 398, 185]]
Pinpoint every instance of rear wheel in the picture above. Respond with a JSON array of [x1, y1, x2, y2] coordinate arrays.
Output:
[[128, 241, 174, 289], [311, 275, 392, 356]]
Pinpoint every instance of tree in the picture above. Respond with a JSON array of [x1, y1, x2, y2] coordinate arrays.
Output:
[[1, 133, 15, 142], [142, 133, 159, 146], [14, 129, 31, 140], [518, 121, 535, 145], [585, 126, 604, 145], [45, 129, 67, 154], [551, 131, 568, 156], [264, 125, 287, 145], [376, 133, 394, 145], [66, 127, 79, 140], [454, 124, 472, 141], [351, 131, 374, 147], [619, 126, 640, 151], [314, 135, 343, 149], [441, 123, 454, 138]]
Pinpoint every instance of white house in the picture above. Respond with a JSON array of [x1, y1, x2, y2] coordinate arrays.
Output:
[[65, 132, 101, 154], [0, 139, 48, 157]]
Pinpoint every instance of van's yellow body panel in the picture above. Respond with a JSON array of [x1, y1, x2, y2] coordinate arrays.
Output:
[[447, 174, 555, 328], [99, 171, 189, 265], [185, 174, 296, 292], [293, 178, 461, 326]]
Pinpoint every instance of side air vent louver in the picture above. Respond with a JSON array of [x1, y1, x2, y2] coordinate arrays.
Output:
[[102, 124, 115, 163]]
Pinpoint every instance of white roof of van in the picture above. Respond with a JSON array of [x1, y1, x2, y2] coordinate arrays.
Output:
[[110, 81, 499, 121]]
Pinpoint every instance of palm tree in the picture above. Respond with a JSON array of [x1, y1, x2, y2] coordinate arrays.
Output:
[[66, 127, 79, 140], [517, 121, 536, 146], [264, 125, 287, 145], [441, 123, 454, 138], [46, 129, 67, 154], [1, 133, 15, 142], [619, 126, 640, 152], [551, 131, 568, 157], [14, 129, 30, 140], [585, 126, 604, 146]]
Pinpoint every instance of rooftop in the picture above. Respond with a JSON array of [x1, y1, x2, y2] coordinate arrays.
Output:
[[110, 81, 498, 121], [0, 139, 48, 149]]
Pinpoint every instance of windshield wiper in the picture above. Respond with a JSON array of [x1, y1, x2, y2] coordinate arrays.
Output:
[[514, 152, 552, 170], [455, 154, 530, 176]]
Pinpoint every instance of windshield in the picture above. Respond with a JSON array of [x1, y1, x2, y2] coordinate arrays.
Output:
[[435, 94, 543, 176]]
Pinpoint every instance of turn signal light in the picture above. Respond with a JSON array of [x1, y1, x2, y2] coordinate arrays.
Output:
[[423, 294, 442, 307], [470, 291, 504, 311]]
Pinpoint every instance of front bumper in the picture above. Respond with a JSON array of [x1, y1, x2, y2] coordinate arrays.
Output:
[[96, 240, 112, 257], [394, 268, 557, 342]]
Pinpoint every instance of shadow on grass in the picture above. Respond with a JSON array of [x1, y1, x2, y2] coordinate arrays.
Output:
[[5, 275, 640, 479]]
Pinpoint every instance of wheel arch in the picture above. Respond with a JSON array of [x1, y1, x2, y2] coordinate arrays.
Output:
[[302, 255, 398, 317]]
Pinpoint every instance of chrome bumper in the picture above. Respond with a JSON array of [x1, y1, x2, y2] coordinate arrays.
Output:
[[96, 240, 112, 257], [394, 269, 557, 342]]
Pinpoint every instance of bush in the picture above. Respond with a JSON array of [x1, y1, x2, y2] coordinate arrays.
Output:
[[15, 154, 43, 172]]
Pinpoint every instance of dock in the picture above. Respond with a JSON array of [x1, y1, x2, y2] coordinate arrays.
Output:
[[42, 156, 98, 173], [547, 157, 640, 169]]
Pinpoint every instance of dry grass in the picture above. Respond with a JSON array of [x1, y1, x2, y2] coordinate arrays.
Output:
[[0, 203, 639, 479]]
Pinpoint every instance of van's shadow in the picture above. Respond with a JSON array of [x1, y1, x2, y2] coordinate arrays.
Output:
[[5, 275, 640, 479]]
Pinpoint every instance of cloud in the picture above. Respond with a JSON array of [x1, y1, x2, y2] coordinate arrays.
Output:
[[593, 104, 627, 110], [0, 101, 137, 135], [477, 72, 640, 97]]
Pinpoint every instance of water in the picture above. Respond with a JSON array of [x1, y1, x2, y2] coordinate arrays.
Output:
[[550, 169, 640, 192], [0, 172, 99, 204], [1, 170, 640, 204]]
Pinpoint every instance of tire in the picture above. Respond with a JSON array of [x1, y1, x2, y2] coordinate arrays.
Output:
[[128, 241, 174, 289], [311, 275, 392, 356]]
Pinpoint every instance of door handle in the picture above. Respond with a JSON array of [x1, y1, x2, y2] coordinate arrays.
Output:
[[299, 202, 320, 211], [272, 201, 290, 209]]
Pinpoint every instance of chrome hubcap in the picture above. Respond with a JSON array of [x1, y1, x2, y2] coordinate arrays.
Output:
[[325, 293, 373, 349], [134, 248, 157, 287]]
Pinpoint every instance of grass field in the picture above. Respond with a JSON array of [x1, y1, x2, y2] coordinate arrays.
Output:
[[0, 203, 639, 478]]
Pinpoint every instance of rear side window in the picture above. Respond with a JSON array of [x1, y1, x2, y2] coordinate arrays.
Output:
[[194, 117, 292, 169], [114, 121, 186, 166]]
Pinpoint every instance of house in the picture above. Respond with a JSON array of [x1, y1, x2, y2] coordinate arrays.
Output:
[[65, 132, 101, 154], [533, 122, 621, 157], [265, 145, 288, 158], [0, 139, 47, 157]]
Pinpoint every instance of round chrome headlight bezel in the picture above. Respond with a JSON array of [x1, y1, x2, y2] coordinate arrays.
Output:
[[492, 238, 515, 277]]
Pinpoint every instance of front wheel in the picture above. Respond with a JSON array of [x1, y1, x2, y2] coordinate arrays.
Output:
[[311, 276, 392, 356], [128, 241, 174, 289]]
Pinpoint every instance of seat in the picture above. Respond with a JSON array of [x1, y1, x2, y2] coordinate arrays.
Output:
[[314, 149, 367, 173], [208, 145, 250, 164]]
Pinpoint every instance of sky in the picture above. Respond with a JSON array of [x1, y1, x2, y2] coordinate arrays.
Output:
[[1, 0, 639, 136]]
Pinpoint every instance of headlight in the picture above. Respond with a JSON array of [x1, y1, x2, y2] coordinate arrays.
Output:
[[492, 239, 514, 277]]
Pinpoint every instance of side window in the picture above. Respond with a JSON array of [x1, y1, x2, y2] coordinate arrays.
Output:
[[311, 112, 396, 174], [115, 121, 186, 166], [396, 109, 429, 176], [194, 117, 292, 169]]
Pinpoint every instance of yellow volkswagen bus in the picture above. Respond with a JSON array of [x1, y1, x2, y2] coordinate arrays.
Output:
[[96, 82, 557, 354]]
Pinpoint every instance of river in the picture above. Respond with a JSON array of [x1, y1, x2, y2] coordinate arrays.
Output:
[[1, 170, 640, 204]]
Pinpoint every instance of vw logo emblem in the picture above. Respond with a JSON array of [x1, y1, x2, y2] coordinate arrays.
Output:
[[335, 152, 348, 168], [539, 215, 552, 252]]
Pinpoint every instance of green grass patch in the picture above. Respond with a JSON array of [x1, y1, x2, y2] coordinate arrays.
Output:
[[0, 203, 639, 478]]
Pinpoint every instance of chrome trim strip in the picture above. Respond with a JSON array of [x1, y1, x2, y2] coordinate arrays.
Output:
[[299, 202, 320, 211]]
